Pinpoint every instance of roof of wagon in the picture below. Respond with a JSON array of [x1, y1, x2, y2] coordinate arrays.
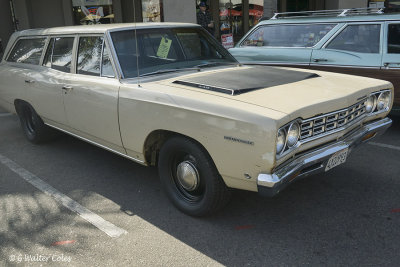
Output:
[[260, 13, 400, 25], [14, 22, 200, 37]]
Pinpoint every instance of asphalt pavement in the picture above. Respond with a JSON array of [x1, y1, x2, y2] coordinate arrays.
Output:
[[0, 106, 399, 266]]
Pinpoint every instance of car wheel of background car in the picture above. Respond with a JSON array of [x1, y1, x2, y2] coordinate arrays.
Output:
[[158, 136, 231, 217], [16, 102, 56, 144]]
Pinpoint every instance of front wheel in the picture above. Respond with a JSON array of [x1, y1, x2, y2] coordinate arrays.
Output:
[[158, 136, 231, 216]]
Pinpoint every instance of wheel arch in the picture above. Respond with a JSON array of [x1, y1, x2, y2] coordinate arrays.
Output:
[[143, 129, 215, 168], [14, 99, 30, 115]]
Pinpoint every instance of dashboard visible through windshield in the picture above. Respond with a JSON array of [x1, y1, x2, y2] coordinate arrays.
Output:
[[110, 27, 238, 78]]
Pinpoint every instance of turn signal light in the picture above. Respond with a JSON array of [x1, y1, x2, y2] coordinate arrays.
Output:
[[362, 132, 376, 142]]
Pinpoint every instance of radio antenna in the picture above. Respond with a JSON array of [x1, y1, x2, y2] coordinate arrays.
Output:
[[133, 0, 141, 87]]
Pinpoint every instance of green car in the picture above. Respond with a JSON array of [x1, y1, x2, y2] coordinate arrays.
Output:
[[229, 8, 400, 114]]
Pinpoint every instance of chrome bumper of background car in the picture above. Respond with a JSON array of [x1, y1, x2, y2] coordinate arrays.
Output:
[[257, 117, 392, 197]]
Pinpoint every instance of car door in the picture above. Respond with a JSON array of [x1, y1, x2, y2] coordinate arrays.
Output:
[[62, 35, 124, 153], [381, 21, 400, 109], [310, 22, 384, 77], [24, 36, 73, 126], [230, 23, 337, 66]]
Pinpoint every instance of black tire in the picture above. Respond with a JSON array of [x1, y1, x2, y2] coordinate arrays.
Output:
[[16, 103, 55, 144], [158, 136, 231, 216]]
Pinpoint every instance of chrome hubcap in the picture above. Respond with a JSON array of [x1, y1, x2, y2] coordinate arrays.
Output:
[[176, 161, 199, 192]]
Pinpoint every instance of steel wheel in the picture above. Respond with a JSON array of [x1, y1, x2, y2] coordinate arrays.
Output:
[[158, 136, 231, 216]]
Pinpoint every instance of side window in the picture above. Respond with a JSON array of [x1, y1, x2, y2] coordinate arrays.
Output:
[[44, 37, 74, 73], [101, 42, 115, 77], [77, 36, 103, 76], [7, 38, 46, 65], [241, 24, 336, 47], [388, 24, 400, 54], [327, 24, 381, 53]]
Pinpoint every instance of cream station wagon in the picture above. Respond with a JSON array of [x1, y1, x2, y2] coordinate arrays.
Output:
[[0, 23, 394, 216]]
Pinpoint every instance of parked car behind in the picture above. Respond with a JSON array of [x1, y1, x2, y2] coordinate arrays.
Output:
[[0, 23, 393, 216], [229, 8, 400, 115]]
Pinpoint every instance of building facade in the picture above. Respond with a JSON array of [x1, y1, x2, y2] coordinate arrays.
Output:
[[0, 0, 396, 53]]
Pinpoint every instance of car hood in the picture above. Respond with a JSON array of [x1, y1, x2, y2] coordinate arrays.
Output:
[[161, 65, 392, 119]]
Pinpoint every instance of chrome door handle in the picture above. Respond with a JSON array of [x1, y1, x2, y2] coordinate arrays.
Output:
[[62, 85, 73, 90], [383, 62, 400, 68], [24, 79, 35, 84], [313, 58, 328, 62]]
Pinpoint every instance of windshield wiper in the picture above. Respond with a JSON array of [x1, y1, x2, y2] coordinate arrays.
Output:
[[196, 62, 240, 68], [139, 67, 200, 77]]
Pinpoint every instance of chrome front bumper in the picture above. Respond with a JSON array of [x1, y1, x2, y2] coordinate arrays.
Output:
[[257, 117, 392, 197]]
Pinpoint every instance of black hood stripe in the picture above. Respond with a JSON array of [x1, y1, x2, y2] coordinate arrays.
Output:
[[173, 66, 320, 96]]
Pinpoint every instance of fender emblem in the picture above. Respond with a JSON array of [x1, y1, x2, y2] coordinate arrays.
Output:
[[224, 136, 254, 146]]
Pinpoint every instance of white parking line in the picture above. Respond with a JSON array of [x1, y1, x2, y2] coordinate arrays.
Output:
[[0, 113, 12, 117], [0, 153, 128, 238], [368, 142, 400, 152]]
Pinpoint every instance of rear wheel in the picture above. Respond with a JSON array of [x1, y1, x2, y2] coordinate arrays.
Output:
[[158, 136, 231, 216], [16, 103, 55, 144]]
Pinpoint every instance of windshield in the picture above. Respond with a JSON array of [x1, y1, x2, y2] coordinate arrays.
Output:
[[110, 27, 238, 78]]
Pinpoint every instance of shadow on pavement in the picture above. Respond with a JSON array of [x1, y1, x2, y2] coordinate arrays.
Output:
[[1, 115, 399, 265]]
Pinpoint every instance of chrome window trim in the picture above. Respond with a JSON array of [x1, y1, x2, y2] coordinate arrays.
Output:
[[100, 37, 105, 77], [105, 30, 124, 80], [42, 37, 55, 67], [101, 38, 118, 78], [39, 36, 51, 66]]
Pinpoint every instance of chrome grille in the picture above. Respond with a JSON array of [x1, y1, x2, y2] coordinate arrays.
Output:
[[300, 99, 366, 141]]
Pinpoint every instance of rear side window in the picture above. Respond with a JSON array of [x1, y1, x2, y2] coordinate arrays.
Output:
[[241, 24, 336, 47], [7, 38, 46, 65], [388, 24, 400, 54], [327, 24, 381, 53], [43, 37, 74, 73], [77, 36, 103, 76]]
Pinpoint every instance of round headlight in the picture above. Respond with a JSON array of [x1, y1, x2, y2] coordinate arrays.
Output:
[[286, 122, 300, 148], [365, 95, 377, 113], [377, 91, 391, 111], [276, 129, 286, 155]]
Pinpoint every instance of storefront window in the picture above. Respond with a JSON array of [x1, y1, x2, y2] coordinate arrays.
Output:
[[368, 0, 398, 12], [218, 0, 263, 47], [249, 1, 263, 29], [72, 0, 114, 25], [368, 0, 386, 9], [142, 0, 164, 22], [194, 0, 263, 46], [219, 0, 242, 46]]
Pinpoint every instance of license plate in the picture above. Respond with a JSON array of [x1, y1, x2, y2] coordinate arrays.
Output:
[[325, 149, 348, 172]]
